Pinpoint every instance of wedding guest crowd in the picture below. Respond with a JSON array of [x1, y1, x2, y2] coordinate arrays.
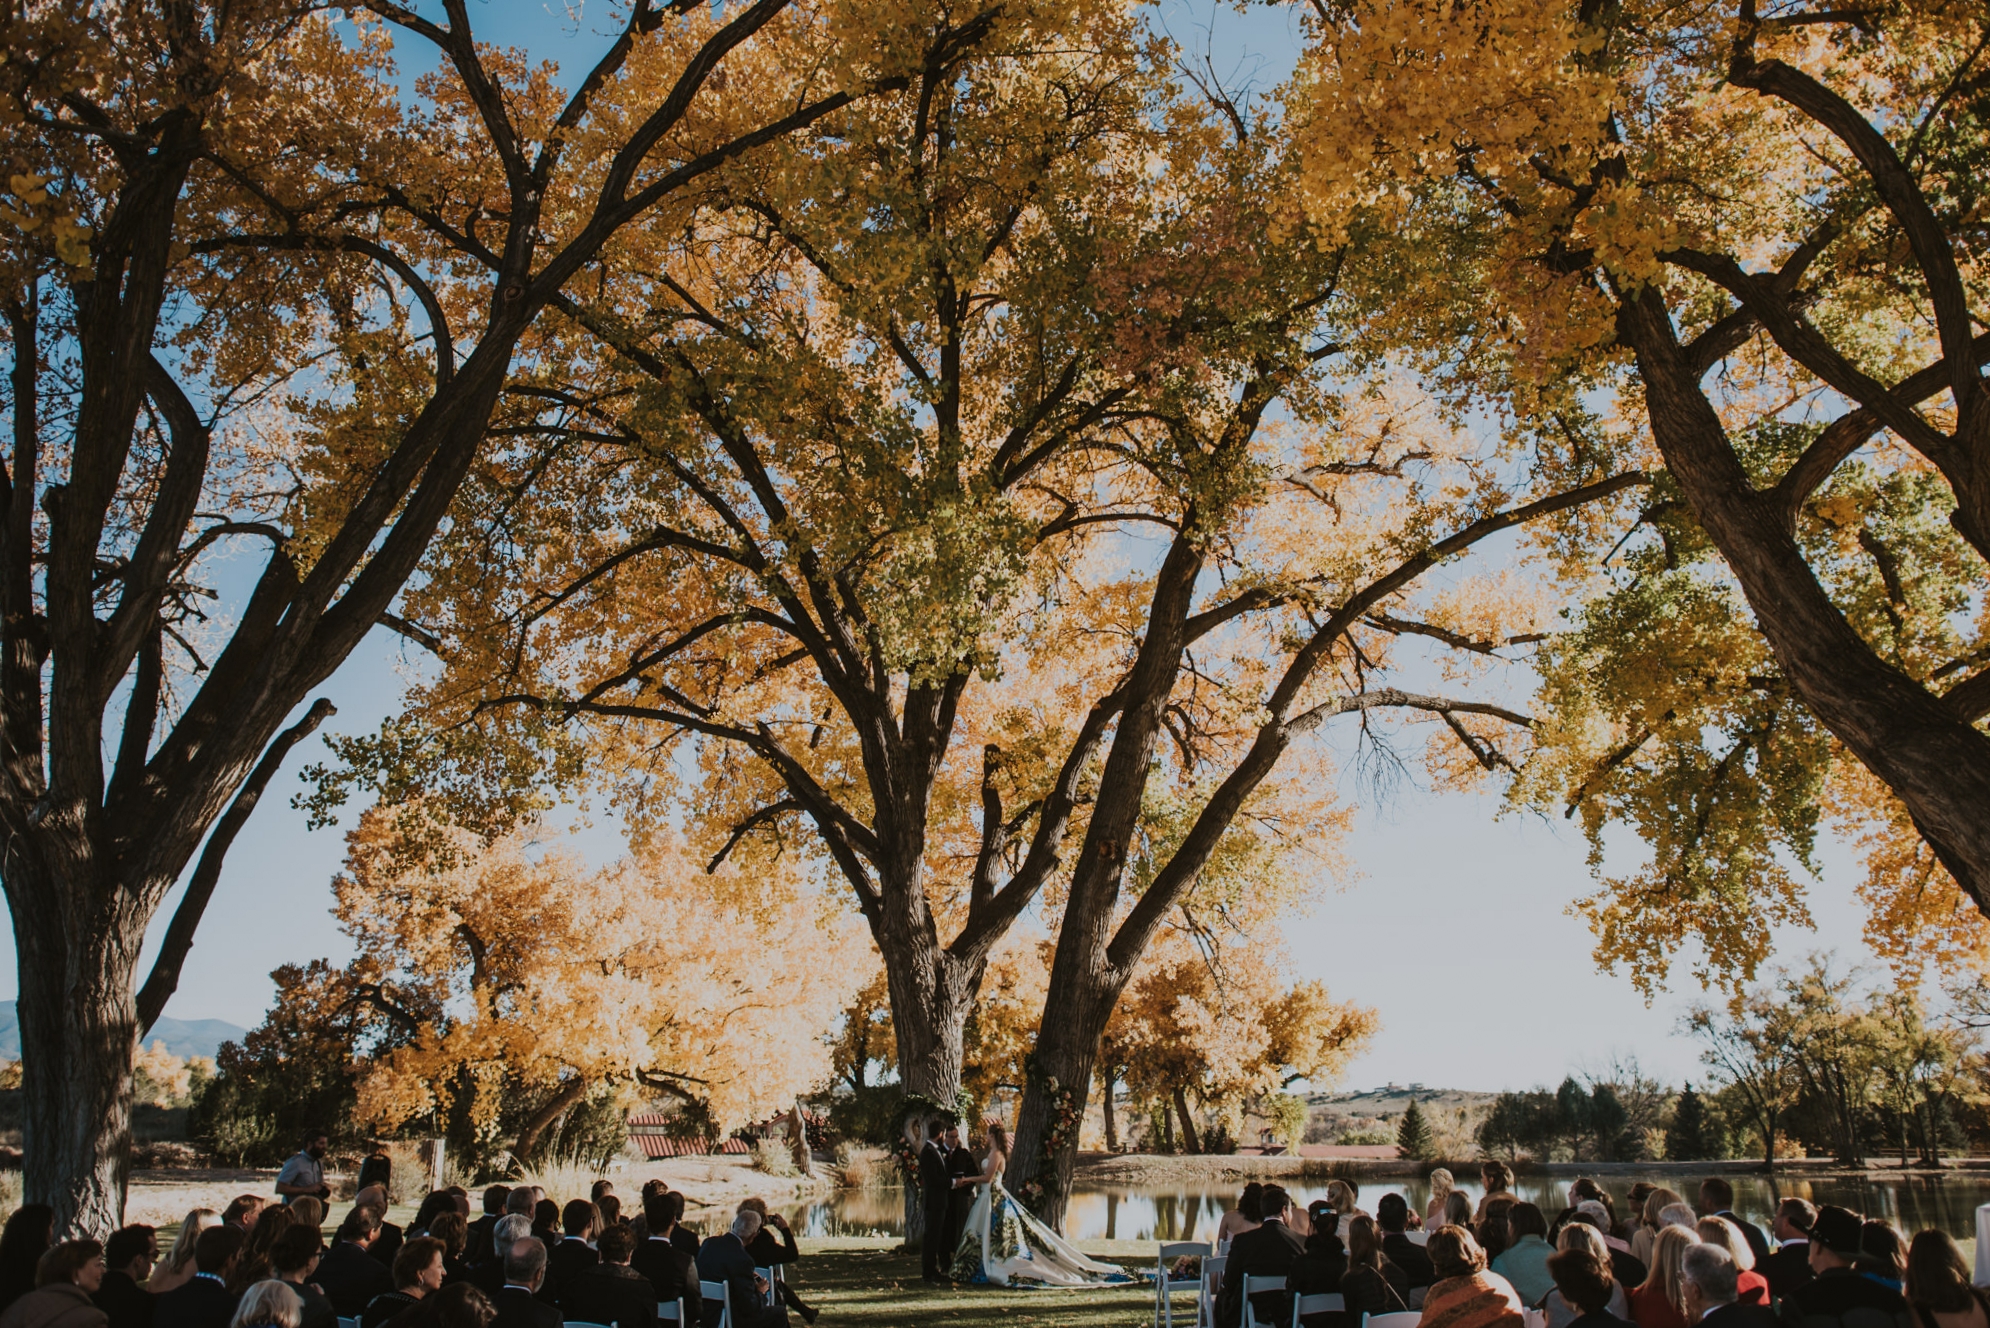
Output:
[[1208, 1168, 1939, 1328], [0, 1134, 813, 1328]]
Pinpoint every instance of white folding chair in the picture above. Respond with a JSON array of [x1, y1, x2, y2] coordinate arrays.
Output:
[[1240, 1274, 1287, 1328], [656, 1299, 690, 1324], [1295, 1294, 1346, 1327], [753, 1266, 777, 1307], [700, 1278, 731, 1328], [1359, 1313, 1418, 1328], [1201, 1255, 1229, 1328], [1155, 1241, 1210, 1328]]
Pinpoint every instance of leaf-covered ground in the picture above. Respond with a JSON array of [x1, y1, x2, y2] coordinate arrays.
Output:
[[785, 1238, 1162, 1326]]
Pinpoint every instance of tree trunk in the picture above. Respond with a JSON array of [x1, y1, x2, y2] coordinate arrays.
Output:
[[512, 1076, 590, 1168], [1619, 291, 1990, 913], [1172, 1085, 1202, 1156], [880, 909, 980, 1243], [1101, 1070, 1118, 1153], [8, 856, 150, 1236]]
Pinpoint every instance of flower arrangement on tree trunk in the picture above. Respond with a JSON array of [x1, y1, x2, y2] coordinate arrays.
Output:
[[1014, 1071, 1079, 1215]]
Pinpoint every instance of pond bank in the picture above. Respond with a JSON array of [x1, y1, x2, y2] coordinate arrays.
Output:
[[1071, 1152, 1990, 1187]]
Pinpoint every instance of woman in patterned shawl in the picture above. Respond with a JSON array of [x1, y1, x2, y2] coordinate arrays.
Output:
[[1419, 1226, 1526, 1328]]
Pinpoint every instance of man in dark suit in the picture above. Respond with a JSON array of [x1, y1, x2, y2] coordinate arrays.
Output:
[[564, 1226, 658, 1328], [1375, 1194, 1435, 1288], [492, 1239, 563, 1328], [94, 1226, 157, 1328], [916, 1118, 952, 1284], [355, 1188, 405, 1272], [317, 1210, 396, 1317], [693, 1215, 788, 1328], [630, 1195, 697, 1312], [468, 1188, 512, 1268], [1776, 1206, 1910, 1328], [472, 1219, 542, 1304], [1217, 1184, 1304, 1328], [1682, 1243, 1779, 1328], [1700, 1179, 1773, 1268], [942, 1125, 978, 1257], [154, 1227, 244, 1328], [1763, 1199, 1817, 1301], [547, 1202, 601, 1309]]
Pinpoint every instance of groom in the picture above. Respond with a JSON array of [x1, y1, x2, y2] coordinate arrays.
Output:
[[918, 1115, 954, 1284]]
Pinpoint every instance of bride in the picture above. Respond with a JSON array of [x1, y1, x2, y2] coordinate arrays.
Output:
[[946, 1120, 1132, 1288]]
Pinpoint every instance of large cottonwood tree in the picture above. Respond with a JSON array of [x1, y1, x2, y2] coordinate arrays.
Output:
[[0, 0, 946, 1230]]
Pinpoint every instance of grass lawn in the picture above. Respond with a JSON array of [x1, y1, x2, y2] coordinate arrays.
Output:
[[787, 1238, 1164, 1326]]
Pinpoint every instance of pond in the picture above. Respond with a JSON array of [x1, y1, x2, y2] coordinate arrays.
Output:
[[777, 1172, 1990, 1247]]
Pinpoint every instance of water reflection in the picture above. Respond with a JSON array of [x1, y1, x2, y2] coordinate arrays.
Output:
[[777, 1173, 1990, 1245]]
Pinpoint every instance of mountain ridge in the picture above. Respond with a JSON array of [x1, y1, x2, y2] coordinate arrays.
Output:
[[0, 1001, 245, 1061]]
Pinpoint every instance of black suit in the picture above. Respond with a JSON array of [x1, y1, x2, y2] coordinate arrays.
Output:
[[1776, 1267, 1912, 1328], [1217, 1218, 1305, 1328], [93, 1271, 154, 1328], [1719, 1213, 1774, 1269], [1763, 1242, 1815, 1300], [548, 1239, 599, 1308], [630, 1239, 697, 1309], [152, 1276, 239, 1328], [668, 1228, 699, 1259], [1382, 1231, 1436, 1288], [314, 1243, 395, 1318], [1608, 1249, 1648, 1291], [943, 1146, 978, 1254], [693, 1235, 788, 1328], [369, 1223, 407, 1272], [917, 1140, 951, 1280], [1704, 1302, 1780, 1328], [564, 1264, 661, 1328], [466, 1217, 502, 1266], [491, 1286, 562, 1328]]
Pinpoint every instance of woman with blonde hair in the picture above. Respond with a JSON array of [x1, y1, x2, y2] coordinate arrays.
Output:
[[1541, 1226, 1630, 1328], [145, 1213, 219, 1297], [1695, 1217, 1768, 1305], [1631, 1191, 1683, 1265], [1426, 1170, 1457, 1231], [1419, 1227, 1524, 1328], [1328, 1180, 1369, 1222], [1628, 1226, 1699, 1328], [229, 1282, 301, 1328]]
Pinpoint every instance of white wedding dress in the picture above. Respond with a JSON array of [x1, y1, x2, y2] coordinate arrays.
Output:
[[946, 1149, 1132, 1288]]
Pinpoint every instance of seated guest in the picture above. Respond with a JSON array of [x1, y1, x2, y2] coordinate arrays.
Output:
[[425, 1219, 467, 1287], [1696, 1219, 1770, 1308], [149, 1214, 220, 1299], [284, 1209, 323, 1242], [489, 1242, 559, 1328], [1633, 1193, 1686, 1268], [1680, 1243, 1777, 1328], [362, 1240, 445, 1328], [545, 1207, 598, 1310], [592, 1202, 620, 1233], [1379, 1195, 1436, 1288], [736, 1202, 815, 1327], [1478, 1165, 1519, 1223], [228, 1282, 299, 1328], [562, 1226, 654, 1328], [234, 1211, 299, 1293], [693, 1214, 787, 1328], [1764, 1201, 1817, 1302], [269, 1228, 334, 1328], [314, 1212, 393, 1318], [1217, 1186, 1266, 1252], [1858, 1224, 1907, 1292], [466, 1194, 510, 1271], [154, 1229, 245, 1328], [1575, 1207, 1647, 1290], [1546, 1228, 1632, 1328], [1493, 1206, 1556, 1307], [1293, 1207, 1351, 1327], [1443, 1193, 1475, 1232], [1481, 1210, 1514, 1264], [1216, 1185, 1304, 1328], [467, 1222, 534, 1304], [1418, 1226, 1523, 1328], [1329, 1181, 1369, 1223], [94, 1228, 157, 1328], [1629, 1227, 1699, 1328], [408, 1196, 453, 1242], [220, 1203, 263, 1238], [1547, 1249, 1633, 1328], [0, 1240, 108, 1328], [1904, 1231, 1990, 1328], [628, 1199, 694, 1314], [0, 1207, 57, 1319], [354, 1192, 403, 1273], [1777, 1207, 1910, 1328], [1338, 1217, 1412, 1323], [1699, 1182, 1771, 1269]]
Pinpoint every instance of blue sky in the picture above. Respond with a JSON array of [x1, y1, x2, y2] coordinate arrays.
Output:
[[0, 0, 1889, 1093]]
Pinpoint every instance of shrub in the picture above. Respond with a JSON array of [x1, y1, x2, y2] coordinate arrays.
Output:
[[752, 1137, 798, 1178]]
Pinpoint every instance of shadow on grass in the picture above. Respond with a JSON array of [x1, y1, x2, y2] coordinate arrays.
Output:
[[790, 1237, 1161, 1326]]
